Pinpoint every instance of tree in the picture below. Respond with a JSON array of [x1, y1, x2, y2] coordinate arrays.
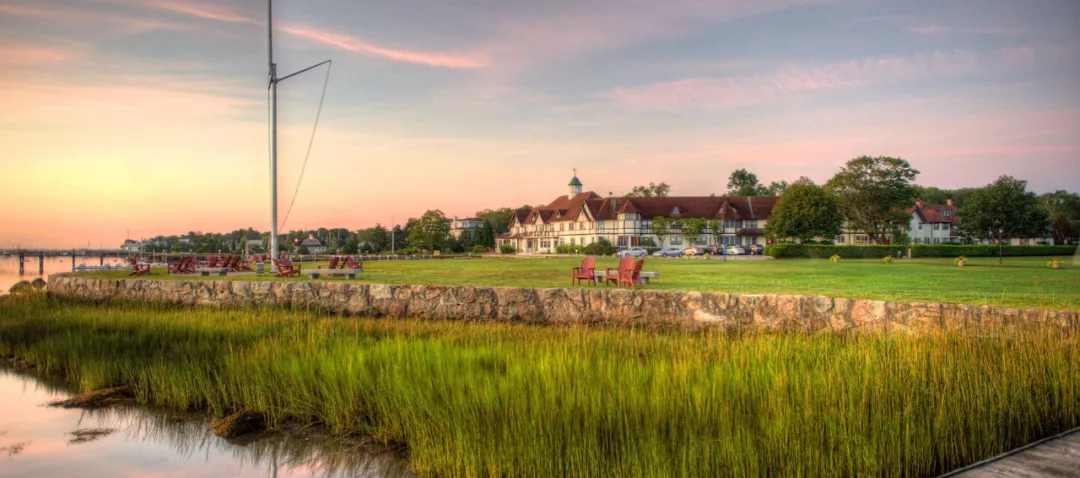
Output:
[[682, 218, 707, 248], [825, 156, 920, 244], [911, 185, 953, 205], [341, 235, 359, 254], [766, 180, 790, 196], [626, 182, 671, 198], [1040, 190, 1080, 245], [408, 210, 450, 253], [727, 169, 768, 196], [479, 219, 496, 248], [706, 220, 723, 247], [765, 178, 844, 243], [651, 216, 672, 247], [957, 176, 1050, 263]]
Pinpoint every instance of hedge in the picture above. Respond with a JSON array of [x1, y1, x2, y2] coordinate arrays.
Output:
[[766, 244, 1076, 259]]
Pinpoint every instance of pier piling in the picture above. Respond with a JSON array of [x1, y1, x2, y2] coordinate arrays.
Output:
[[18, 253, 25, 276], [38, 255, 43, 275]]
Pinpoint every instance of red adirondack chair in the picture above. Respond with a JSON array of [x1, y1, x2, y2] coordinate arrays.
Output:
[[571, 256, 597, 286], [168, 256, 187, 274], [612, 259, 645, 290], [343, 256, 362, 271], [233, 255, 251, 271], [273, 257, 300, 277], [327, 256, 340, 270], [204, 255, 220, 268], [604, 257, 635, 288], [128, 257, 150, 276]]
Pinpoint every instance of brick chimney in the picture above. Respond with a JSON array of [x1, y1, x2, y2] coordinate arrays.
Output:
[[946, 199, 953, 207], [916, 199, 923, 208]]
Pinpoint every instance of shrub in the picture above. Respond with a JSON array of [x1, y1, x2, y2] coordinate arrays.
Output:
[[768, 244, 1077, 259], [882, 256, 893, 264], [584, 238, 616, 256], [830, 254, 841, 263], [471, 245, 488, 254], [499, 244, 516, 254], [954, 256, 968, 265], [1047, 257, 1062, 268]]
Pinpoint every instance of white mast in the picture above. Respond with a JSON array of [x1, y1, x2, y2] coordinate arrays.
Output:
[[267, 0, 330, 264]]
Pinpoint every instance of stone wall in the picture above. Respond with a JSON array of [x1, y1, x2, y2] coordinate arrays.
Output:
[[46, 275, 1078, 334]]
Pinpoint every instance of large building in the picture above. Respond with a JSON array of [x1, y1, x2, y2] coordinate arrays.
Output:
[[907, 199, 958, 244], [498, 174, 777, 253], [449, 217, 483, 239]]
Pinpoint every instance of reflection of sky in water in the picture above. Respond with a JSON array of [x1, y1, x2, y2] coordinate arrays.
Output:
[[0, 369, 411, 477], [0, 256, 127, 294]]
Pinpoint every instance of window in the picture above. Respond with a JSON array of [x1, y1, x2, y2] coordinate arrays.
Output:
[[933, 223, 941, 230], [569, 223, 575, 231], [943, 210, 952, 216], [672, 207, 681, 215], [918, 223, 923, 230], [943, 223, 950, 231], [695, 237, 707, 245], [837, 235, 845, 244], [570, 238, 576, 245], [725, 220, 739, 229], [598, 221, 605, 231], [671, 237, 683, 245]]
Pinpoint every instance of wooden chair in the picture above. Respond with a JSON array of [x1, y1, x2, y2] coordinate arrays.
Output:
[[615, 259, 646, 290], [604, 257, 635, 288], [273, 257, 300, 278], [168, 256, 188, 275], [343, 256, 363, 270], [128, 257, 150, 276], [327, 256, 340, 270], [205, 255, 220, 268], [571, 256, 597, 286]]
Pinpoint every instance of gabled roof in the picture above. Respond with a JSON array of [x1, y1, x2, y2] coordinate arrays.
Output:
[[907, 203, 957, 224], [527, 191, 777, 223]]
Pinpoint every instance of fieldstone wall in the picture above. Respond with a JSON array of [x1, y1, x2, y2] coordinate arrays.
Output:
[[46, 275, 1078, 334]]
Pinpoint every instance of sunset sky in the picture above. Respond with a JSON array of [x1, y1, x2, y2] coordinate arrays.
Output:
[[1, 0, 1078, 248]]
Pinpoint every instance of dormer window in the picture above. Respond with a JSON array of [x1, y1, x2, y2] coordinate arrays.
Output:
[[671, 207, 680, 215], [942, 210, 952, 216]]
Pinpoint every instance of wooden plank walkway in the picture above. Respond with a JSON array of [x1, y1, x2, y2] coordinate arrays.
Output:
[[946, 428, 1080, 477]]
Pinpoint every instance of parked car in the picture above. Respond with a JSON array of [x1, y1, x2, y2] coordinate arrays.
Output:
[[653, 247, 685, 257], [683, 247, 716, 256], [724, 245, 746, 255], [617, 247, 648, 258], [747, 244, 765, 255]]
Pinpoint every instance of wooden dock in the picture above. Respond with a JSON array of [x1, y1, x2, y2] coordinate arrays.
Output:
[[946, 428, 1080, 477]]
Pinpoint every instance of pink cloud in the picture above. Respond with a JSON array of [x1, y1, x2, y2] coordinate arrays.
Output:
[[0, 45, 80, 65], [280, 25, 490, 69], [908, 25, 1027, 35], [131, 0, 489, 68], [137, 0, 257, 24], [608, 45, 1058, 110]]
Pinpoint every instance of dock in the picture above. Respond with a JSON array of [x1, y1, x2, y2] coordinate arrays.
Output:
[[946, 427, 1080, 477]]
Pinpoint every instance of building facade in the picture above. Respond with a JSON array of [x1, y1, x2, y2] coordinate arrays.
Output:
[[907, 199, 957, 244], [498, 175, 776, 253], [449, 217, 483, 239]]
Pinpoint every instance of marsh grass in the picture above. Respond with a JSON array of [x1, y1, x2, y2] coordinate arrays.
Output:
[[1, 294, 1078, 476]]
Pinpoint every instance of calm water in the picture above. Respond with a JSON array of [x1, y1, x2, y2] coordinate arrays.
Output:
[[0, 255, 128, 294], [0, 369, 411, 477]]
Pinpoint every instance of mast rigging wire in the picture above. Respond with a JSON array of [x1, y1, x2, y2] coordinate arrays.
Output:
[[278, 60, 333, 234]]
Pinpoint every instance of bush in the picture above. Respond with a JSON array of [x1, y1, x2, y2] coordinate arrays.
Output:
[[584, 238, 616, 256], [882, 256, 893, 264], [768, 244, 1077, 259], [471, 245, 487, 254], [397, 247, 420, 255], [830, 254, 841, 263], [499, 244, 516, 254]]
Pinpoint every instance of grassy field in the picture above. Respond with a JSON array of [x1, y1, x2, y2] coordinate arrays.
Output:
[[0, 294, 1077, 476], [79, 256, 1080, 309]]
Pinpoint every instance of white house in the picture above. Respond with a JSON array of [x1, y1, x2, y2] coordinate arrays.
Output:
[[907, 199, 958, 244], [120, 239, 143, 252], [299, 235, 326, 254], [449, 217, 483, 239], [497, 174, 776, 253]]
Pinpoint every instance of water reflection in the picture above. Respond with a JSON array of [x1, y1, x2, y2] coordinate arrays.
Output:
[[0, 368, 412, 477], [0, 256, 127, 294]]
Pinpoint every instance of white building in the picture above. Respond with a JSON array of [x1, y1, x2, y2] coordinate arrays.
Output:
[[299, 235, 326, 254], [449, 217, 483, 239], [907, 199, 958, 244], [498, 174, 777, 253]]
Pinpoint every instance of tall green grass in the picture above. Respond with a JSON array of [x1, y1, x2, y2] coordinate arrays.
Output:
[[1, 295, 1077, 476]]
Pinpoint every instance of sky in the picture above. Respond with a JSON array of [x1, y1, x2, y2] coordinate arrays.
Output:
[[1, 0, 1078, 248]]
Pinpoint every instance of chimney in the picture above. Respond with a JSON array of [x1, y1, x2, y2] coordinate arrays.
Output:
[[611, 198, 617, 215], [946, 199, 953, 207], [916, 199, 923, 208]]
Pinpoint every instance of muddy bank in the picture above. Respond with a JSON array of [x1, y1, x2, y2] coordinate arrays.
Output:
[[49, 386, 134, 409]]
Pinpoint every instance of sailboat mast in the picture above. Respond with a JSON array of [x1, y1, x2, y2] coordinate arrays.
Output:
[[268, 0, 280, 263]]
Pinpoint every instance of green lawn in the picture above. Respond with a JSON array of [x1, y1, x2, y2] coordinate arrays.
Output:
[[78, 256, 1080, 310]]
